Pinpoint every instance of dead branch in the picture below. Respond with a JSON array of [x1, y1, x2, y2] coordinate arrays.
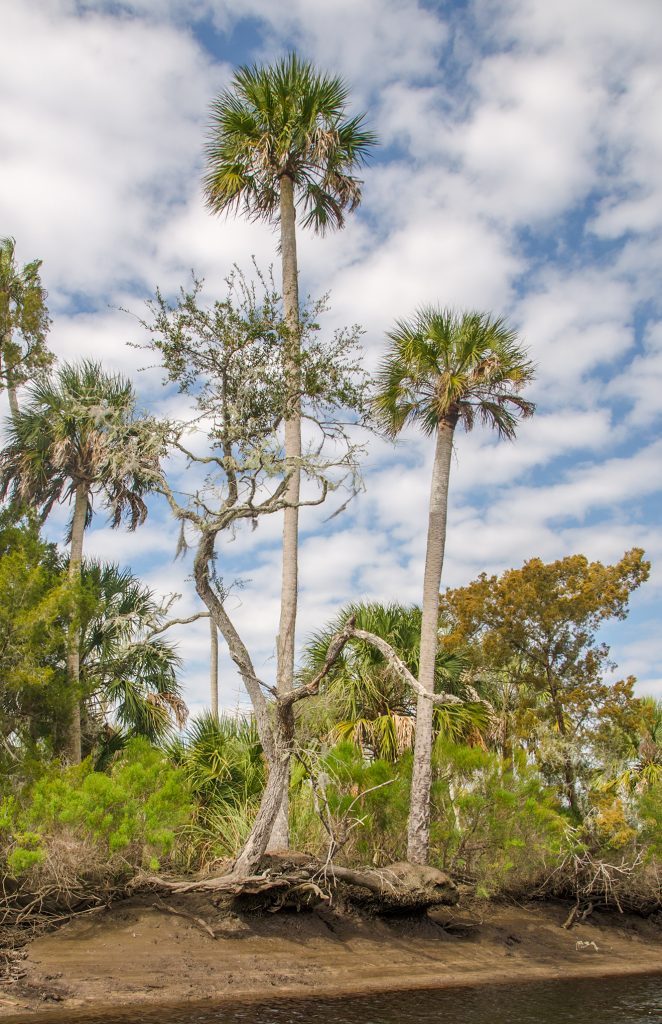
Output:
[[280, 615, 357, 708], [151, 900, 216, 939], [350, 629, 464, 705], [147, 611, 210, 638]]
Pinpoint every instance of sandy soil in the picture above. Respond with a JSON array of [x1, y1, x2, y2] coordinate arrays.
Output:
[[1, 897, 660, 1021]]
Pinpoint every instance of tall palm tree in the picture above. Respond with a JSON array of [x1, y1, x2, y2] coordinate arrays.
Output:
[[203, 53, 376, 845], [374, 308, 535, 863], [0, 360, 162, 762], [0, 237, 52, 421]]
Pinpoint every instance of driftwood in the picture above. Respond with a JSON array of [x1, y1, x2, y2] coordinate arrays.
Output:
[[132, 854, 458, 916], [151, 900, 217, 939]]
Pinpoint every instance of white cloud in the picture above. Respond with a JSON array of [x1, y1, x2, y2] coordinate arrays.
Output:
[[2, 0, 661, 704]]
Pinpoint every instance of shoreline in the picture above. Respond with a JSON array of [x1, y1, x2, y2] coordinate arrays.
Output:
[[1, 898, 660, 1020]]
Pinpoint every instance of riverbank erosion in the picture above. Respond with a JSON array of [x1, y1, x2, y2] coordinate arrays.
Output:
[[1, 893, 660, 1019]]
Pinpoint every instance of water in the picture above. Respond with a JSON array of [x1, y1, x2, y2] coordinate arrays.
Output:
[[10, 973, 662, 1024]]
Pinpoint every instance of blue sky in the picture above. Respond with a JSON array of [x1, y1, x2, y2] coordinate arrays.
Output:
[[2, 0, 661, 715]]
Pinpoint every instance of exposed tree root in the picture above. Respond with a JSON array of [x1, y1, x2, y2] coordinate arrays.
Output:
[[130, 853, 459, 915]]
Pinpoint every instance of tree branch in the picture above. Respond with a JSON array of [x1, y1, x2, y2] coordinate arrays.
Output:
[[350, 628, 464, 705]]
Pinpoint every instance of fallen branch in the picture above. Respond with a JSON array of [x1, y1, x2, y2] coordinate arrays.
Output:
[[151, 900, 216, 939]]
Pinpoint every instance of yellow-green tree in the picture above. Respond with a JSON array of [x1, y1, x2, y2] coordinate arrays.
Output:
[[0, 237, 52, 421], [440, 549, 650, 814]]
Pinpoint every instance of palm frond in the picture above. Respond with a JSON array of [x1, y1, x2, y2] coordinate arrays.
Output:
[[373, 307, 535, 441], [203, 53, 377, 234]]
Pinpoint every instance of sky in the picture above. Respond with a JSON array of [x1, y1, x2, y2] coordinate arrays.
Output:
[[1, 0, 661, 716]]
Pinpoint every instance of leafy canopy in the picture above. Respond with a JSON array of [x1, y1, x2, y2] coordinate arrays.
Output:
[[440, 549, 650, 744], [0, 512, 73, 770], [0, 236, 53, 392], [203, 53, 377, 233], [303, 602, 489, 761], [0, 360, 163, 534], [374, 307, 535, 437]]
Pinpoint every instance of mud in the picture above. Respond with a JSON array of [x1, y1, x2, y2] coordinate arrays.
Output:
[[1, 897, 660, 1020]]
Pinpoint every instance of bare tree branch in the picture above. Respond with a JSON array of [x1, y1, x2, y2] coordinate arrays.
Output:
[[350, 628, 464, 705]]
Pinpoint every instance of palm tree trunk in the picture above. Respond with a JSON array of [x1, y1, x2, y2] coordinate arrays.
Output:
[[407, 417, 456, 864], [210, 615, 219, 720], [269, 173, 301, 852], [65, 482, 87, 764]]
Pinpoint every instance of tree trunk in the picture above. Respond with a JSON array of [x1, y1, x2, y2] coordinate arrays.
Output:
[[231, 715, 293, 876], [193, 531, 275, 763], [0, 331, 20, 423], [210, 615, 219, 720], [7, 383, 19, 423], [65, 483, 87, 764], [407, 418, 456, 865], [269, 173, 301, 852]]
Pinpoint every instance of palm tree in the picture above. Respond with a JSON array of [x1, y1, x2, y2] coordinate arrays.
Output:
[[374, 308, 535, 863], [0, 237, 52, 421], [602, 697, 662, 795], [80, 561, 186, 752], [304, 602, 486, 762], [0, 360, 162, 762], [203, 53, 376, 845]]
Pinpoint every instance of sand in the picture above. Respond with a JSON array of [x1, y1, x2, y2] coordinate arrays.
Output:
[[1, 896, 660, 1021]]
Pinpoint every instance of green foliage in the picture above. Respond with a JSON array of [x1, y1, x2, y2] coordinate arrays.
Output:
[[0, 512, 73, 769], [166, 712, 265, 809], [302, 602, 486, 761], [429, 742, 568, 894], [0, 236, 53, 394], [290, 742, 409, 864], [0, 359, 162, 533], [4, 738, 192, 879], [373, 307, 535, 438], [440, 550, 651, 810], [0, 512, 184, 770], [165, 714, 266, 866], [290, 738, 567, 891], [79, 561, 185, 746], [637, 783, 662, 860], [203, 53, 377, 233]]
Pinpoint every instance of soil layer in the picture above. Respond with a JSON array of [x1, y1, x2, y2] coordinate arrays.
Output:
[[1, 897, 660, 1020]]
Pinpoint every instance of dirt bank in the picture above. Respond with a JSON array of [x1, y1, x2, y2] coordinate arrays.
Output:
[[1, 897, 660, 1020]]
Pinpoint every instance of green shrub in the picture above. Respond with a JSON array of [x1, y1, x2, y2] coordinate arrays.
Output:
[[429, 742, 568, 895], [4, 737, 193, 882], [290, 742, 409, 865], [637, 782, 662, 861]]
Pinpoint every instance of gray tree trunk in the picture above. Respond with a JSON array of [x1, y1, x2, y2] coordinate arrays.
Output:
[[65, 482, 87, 764], [231, 723, 292, 875], [7, 383, 19, 423], [210, 615, 219, 720], [269, 173, 301, 852], [193, 530, 293, 874], [407, 418, 456, 865], [0, 331, 20, 423]]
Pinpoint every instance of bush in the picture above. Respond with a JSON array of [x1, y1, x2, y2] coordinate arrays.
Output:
[[2, 737, 193, 888], [429, 742, 568, 896], [290, 742, 410, 865], [637, 782, 662, 861]]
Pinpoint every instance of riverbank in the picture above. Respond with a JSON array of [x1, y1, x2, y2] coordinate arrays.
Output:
[[1, 897, 660, 1020]]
